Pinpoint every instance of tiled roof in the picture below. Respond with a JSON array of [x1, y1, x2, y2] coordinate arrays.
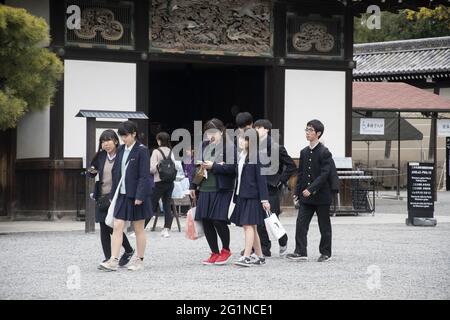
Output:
[[75, 110, 148, 119], [353, 37, 450, 80], [353, 82, 450, 111], [348, 0, 450, 13]]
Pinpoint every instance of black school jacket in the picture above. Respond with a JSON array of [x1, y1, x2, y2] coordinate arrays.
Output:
[[294, 142, 332, 205]]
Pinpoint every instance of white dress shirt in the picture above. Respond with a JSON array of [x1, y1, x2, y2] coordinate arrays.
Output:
[[235, 151, 247, 196], [120, 141, 136, 194]]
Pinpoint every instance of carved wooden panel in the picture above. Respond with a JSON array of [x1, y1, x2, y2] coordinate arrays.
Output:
[[150, 0, 272, 56], [65, 0, 134, 50], [286, 13, 344, 59]]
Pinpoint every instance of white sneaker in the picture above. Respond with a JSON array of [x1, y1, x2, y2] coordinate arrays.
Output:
[[127, 257, 144, 271], [279, 245, 288, 258], [99, 257, 118, 271], [234, 256, 253, 267], [160, 228, 170, 238], [250, 253, 266, 265], [128, 232, 136, 238]]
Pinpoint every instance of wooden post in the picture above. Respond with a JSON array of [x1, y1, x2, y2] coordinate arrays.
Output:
[[432, 112, 438, 201], [397, 112, 401, 198], [85, 117, 96, 233]]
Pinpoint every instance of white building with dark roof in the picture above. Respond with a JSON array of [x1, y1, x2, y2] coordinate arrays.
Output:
[[352, 36, 450, 189]]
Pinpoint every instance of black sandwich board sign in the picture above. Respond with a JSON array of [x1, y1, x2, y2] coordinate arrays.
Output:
[[407, 162, 437, 226]]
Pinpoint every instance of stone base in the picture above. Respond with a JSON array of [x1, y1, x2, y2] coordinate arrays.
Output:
[[406, 217, 437, 227], [12, 210, 84, 221]]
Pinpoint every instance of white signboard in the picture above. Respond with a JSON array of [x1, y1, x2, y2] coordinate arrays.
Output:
[[437, 119, 450, 137], [333, 157, 353, 169], [360, 118, 385, 135]]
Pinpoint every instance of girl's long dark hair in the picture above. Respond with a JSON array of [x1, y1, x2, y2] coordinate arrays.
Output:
[[242, 127, 260, 163], [90, 129, 120, 167], [204, 118, 227, 145], [118, 120, 139, 139], [156, 131, 171, 148]]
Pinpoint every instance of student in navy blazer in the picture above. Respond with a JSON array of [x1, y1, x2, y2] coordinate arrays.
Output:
[[88, 130, 134, 268], [230, 128, 271, 267], [189, 118, 237, 266], [100, 121, 153, 272]]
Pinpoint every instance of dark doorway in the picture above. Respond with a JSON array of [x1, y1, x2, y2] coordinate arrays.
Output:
[[148, 62, 265, 149]]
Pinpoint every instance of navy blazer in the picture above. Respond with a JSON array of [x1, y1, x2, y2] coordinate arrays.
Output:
[[190, 140, 236, 191], [235, 156, 269, 201], [88, 150, 109, 200], [110, 142, 153, 201]]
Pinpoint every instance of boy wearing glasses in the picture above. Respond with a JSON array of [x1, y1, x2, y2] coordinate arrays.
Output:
[[287, 119, 333, 262]]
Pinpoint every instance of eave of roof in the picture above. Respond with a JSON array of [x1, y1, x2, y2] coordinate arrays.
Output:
[[353, 37, 450, 79]]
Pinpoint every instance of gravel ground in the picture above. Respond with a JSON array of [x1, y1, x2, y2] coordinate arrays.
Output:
[[1, 215, 449, 300]]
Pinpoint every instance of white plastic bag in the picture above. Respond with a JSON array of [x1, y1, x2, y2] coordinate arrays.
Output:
[[185, 207, 204, 240], [264, 211, 287, 241]]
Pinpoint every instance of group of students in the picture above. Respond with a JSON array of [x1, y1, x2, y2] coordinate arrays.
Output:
[[88, 112, 334, 271]]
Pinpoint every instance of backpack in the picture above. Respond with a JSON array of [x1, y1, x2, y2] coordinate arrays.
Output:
[[321, 147, 340, 193], [156, 148, 177, 182]]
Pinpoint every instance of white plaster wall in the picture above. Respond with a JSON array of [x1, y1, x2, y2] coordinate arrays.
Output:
[[64, 60, 136, 166], [284, 69, 346, 158]]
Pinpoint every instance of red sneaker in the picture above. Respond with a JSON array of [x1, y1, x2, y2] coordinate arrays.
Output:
[[215, 249, 232, 265], [202, 253, 220, 265]]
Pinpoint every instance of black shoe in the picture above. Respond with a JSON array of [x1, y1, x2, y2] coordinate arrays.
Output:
[[119, 249, 135, 267], [286, 253, 308, 262], [317, 254, 332, 262], [262, 250, 271, 258]]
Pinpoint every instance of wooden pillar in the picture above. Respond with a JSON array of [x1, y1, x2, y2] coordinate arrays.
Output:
[[135, 0, 150, 145], [344, 1, 354, 158], [0, 129, 16, 217], [433, 86, 440, 200], [265, 66, 285, 145], [397, 112, 401, 198], [136, 61, 150, 145], [432, 112, 438, 201], [85, 118, 96, 233]]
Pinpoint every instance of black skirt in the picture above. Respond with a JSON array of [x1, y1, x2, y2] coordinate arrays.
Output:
[[195, 190, 233, 223], [113, 194, 153, 221], [230, 196, 266, 226]]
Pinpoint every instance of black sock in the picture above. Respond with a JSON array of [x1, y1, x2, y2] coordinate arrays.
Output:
[[213, 220, 230, 251]]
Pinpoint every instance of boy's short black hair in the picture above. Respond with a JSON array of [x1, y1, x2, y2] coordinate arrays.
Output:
[[254, 119, 272, 131], [235, 112, 253, 129], [306, 119, 324, 138]]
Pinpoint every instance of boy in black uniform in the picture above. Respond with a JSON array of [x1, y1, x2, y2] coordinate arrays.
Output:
[[254, 119, 296, 257], [287, 119, 333, 262]]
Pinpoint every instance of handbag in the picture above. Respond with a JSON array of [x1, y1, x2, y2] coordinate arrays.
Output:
[[192, 166, 206, 186], [264, 211, 287, 241], [96, 195, 111, 211]]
